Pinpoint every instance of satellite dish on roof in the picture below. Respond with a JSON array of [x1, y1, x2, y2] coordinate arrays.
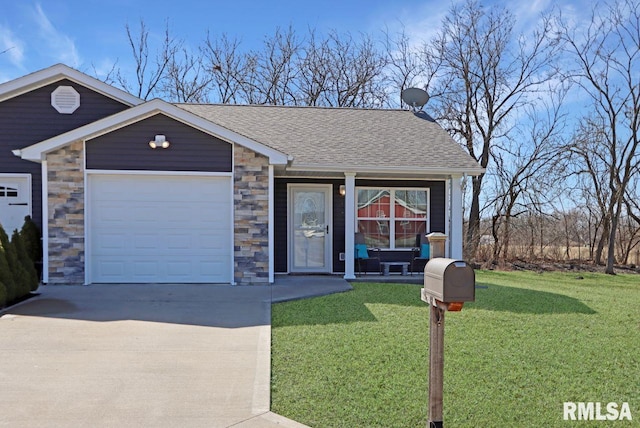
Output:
[[401, 87, 429, 111]]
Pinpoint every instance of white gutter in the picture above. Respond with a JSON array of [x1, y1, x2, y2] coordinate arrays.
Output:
[[286, 164, 485, 177]]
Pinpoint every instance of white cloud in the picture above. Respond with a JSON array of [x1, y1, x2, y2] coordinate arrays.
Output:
[[32, 3, 81, 67], [0, 24, 26, 68], [383, 2, 449, 47]]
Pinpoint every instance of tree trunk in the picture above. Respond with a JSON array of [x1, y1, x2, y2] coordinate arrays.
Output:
[[503, 214, 511, 262], [491, 214, 500, 262], [605, 196, 624, 274], [605, 216, 618, 274], [465, 175, 483, 261], [595, 219, 609, 265]]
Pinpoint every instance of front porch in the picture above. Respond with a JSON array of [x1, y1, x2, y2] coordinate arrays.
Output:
[[274, 176, 463, 281]]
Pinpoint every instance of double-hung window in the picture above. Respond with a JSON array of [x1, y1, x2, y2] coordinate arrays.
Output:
[[356, 188, 429, 249]]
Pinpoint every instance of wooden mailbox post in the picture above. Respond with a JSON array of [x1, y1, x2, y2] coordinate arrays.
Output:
[[422, 258, 475, 428]]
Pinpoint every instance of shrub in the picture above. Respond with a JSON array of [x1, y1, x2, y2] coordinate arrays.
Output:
[[0, 224, 17, 303], [0, 281, 6, 308], [20, 215, 42, 264], [12, 229, 39, 293]]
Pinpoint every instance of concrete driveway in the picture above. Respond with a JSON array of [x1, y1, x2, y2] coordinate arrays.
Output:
[[0, 278, 351, 428]]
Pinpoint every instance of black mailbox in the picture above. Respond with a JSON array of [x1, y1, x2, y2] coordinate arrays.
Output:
[[422, 258, 475, 304]]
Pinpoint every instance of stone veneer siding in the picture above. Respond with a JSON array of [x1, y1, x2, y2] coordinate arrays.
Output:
[[47, 140, 85, 284], [44, 142, 269, 285], [234, 145, 270, 285]]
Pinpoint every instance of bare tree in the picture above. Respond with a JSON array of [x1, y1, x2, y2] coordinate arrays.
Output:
[[619, 181, 640, 264], [296, 29, 332, 106], [321, 31, 388, 108], [422, 0, 560, 261], [564, 119, 613, 265], [251, 26, 300, 105], [555, 0, 640, 273], [202, 33, 248, 104], [383, 27, 428, 108], [116, 19, 180, 100], [488, 91, 566, 263], [89, 60, 119, 86], [161, 47, 211, 102]]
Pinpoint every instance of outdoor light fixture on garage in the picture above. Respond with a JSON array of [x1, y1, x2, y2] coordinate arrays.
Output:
[[149, 134, 170, 149]]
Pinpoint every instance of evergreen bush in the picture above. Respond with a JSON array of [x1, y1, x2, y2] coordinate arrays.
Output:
[[0, 224, 17, 303], [20, 215, 42, 262], [12, 229, 39, 293], [0, 281, 6, 308]]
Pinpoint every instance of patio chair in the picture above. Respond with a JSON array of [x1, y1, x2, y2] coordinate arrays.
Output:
[[355, 232, 381, 276], [410, 233, 430, 275]]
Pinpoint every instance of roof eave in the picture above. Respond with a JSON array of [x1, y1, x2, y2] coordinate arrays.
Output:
[[17, 99, 289, 165], [0, 63, 143, 106], [284, 164, 485, 177]]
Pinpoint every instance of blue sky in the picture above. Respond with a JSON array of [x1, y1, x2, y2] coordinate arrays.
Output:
[[0, 0, 586, 84]]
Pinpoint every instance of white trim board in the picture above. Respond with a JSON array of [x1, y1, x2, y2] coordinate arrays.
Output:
[[17, 99, 289, 165], [0, 63, 142, 106]]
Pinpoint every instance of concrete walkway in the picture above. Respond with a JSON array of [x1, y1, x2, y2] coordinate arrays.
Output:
[[0, 277, 351, 428]]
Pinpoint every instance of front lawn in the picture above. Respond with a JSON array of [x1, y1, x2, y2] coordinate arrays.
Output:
[[271, 271, 640, 427]]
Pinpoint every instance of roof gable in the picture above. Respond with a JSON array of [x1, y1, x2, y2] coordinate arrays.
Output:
[[16, 99, 288, 165], [0, 63, 142, 106]]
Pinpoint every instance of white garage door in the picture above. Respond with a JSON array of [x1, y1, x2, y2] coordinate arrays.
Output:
[[88, 174, 232, 283]]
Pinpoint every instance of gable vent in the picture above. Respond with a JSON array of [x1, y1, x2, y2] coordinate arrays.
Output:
[[51, 85, 80, 114]]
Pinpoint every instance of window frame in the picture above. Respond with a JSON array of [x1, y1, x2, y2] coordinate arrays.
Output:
[[0, 186, 19, 198], [356, 186, 430, 250]]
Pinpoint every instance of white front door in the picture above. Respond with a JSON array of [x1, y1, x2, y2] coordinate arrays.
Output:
[[289, 185, 332, 273], [0, 175, 31, 234]]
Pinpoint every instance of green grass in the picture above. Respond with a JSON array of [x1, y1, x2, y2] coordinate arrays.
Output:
[[271, 271, 640, 427]]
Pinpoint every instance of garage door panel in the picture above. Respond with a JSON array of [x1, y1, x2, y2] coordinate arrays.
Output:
[[133, 234, 159, 249], [94, 260, 125, 279], [200, 259, 228, 276], [133, 261, 159, 277], [166, 234, 191, 249], [167, 261, 191, 276], [93, 251, 231, 283], [89, 174, 232, 283]]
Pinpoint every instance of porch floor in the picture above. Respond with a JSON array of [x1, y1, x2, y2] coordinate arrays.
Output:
[[349, 273, 424, 285], [272, 273, 424, 289]]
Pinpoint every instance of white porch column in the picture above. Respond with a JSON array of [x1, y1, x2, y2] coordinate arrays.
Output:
[[41, 160, 49, 284], [268, 165, 275, 283], [450, 175, 464, 259], [344, 173, 356, 280]]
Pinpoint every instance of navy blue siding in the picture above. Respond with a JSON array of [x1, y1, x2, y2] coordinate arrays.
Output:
[[86, 114, 232, 172], [0, 78, 130, 231]]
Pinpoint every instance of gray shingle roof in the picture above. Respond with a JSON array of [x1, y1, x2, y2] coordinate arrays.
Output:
[[177, 104, 483, 176]]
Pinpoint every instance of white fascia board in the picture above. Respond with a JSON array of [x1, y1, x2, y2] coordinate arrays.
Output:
[[18, 106, 160, 161], [0, 63, 142, 106], [18, 99, 289, 165], [286, 164, 485, 176]]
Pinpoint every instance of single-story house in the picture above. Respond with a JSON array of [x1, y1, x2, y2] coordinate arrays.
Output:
[[0, 64, 484, 285]]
